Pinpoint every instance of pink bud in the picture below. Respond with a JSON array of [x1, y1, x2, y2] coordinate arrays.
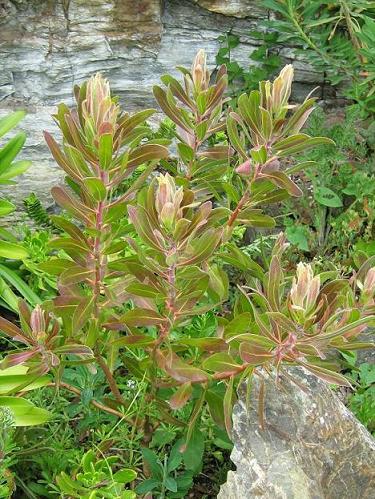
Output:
[[235, 159, 251, 175]]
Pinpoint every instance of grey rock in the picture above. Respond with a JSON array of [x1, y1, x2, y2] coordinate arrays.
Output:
[[218, 368, 375, 499], [0, 0, 336, 215]]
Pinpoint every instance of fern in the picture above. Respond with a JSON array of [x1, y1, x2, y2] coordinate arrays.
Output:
[[23, 193, 53, 229]]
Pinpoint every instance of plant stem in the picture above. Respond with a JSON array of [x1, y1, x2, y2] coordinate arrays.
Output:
[[48, 382, 135, 424], [228, 191, 250, 227], [95, 352, 128, 407]]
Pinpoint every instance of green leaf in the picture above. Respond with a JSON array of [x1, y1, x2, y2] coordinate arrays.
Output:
[[0, 241, 29, 260], [165, 476, 178, 492], [0, 264, 41, 306], [0, 199, 15, 217], [314, 186, 343, 207], [135, 478, 160, 495], [98, 133, 113, 169], [0, 160, 31, 180], [0, 132, 26, 174], [141, 448, 163, 479], [0, 110, 26, 138], [113, 469, 137, 484], [285, 224, 309, 251], [237, 208, 276, 227], [0, 396, 51, 426], [83, 177, 107, 201]]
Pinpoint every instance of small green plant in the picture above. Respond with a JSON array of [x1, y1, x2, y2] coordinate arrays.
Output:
[[281, 107, 375, 260], [0, 111, 42, 312], [0, 406, 16, 498], [136, 444, 194, 498], [347, 360, 375, 432], [216, 30, 282, 104], [56, 449, 136, 498]]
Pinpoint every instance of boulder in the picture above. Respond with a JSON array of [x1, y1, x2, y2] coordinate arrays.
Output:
[[218, 367, 375, 499]]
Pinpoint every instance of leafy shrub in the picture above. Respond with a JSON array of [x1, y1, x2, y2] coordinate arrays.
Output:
[[0, 51, 374, 495]]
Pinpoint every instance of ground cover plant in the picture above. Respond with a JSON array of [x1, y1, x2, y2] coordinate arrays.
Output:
[[0, 50, 374, 498]]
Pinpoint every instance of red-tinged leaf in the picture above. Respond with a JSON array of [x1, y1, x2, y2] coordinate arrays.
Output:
[[160, 75, 195, 110], [277, 136, 335, 156], [266, 255, 282, 312], [127, 144, 169, 168], [197, 146, 231, 160], [239, 342, 274, 366], [50, 216, 89, 244], [110, 334, 156, 348], [72, 296, 95, 333], [319, 316, 375, 341], [126, 282, 162, 299], [51, 186, 95, 225], [48, 237, 90, 256], [54, 344, 93, 357], [120, 308, 166, 327], [299, 362, 352, 387], [223, 376, 234, 436], [0, 350, 38, 369], [127, 205, 163, 252], [273, 133, 309, 151], [169, 382, 192, 409], [177, 337, 227, 353], [83, 177, 107, 202], [262, 171, 302, 197], [0, 317, 25, 342], [44, 131, 82, 182], [60, 265, 94, 286], [156, 351, 208, 383], [227, 115, 247, 158], [202, 353, 242, 376], [266, 312, 297, 332]]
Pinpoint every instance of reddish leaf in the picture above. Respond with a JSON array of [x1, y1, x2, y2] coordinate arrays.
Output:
[[169, 382, 192, 409], [239, 342, 274, 366]]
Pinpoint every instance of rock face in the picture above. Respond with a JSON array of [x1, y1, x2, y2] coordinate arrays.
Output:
[[0, 0, 329, 214], [218, 368, 375, 499]]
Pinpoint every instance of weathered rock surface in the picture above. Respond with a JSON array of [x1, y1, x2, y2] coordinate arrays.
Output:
[[0, 0, 329, 214], [218, 368, 375, 499]]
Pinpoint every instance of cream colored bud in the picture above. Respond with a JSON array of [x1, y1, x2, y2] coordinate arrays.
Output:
[[290, 263, 320, 319], [30, 305, 46, 341], [155, 174, 184, 231], [191, 49, 209, 91]]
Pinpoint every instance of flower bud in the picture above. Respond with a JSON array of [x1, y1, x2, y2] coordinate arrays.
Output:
[[191, 49, 209, 91], [290, 262, 320, 321], [30, 305, 46, 341], [82, 73, 119, 136], [155, 174, 183, 231], [235, 159, 252, 175]]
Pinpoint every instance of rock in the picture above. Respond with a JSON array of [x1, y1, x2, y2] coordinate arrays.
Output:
[[218, 367, 375, 499], [0, 0, 333, 215]]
